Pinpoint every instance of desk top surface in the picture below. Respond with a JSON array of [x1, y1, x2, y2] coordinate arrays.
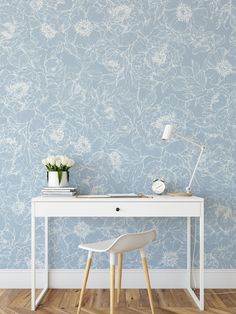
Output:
[[32, 195, 204, 202]]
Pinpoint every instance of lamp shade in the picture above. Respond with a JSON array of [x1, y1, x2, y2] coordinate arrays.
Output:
[[162, 125, 174, 140]]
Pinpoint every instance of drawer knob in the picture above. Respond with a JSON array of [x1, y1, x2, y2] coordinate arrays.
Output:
[[116, 207, 120, 212]]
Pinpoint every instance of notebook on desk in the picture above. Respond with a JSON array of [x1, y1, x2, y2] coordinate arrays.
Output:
[[77, 195, 110, 198], [77, 193, 151, 198], [107, 193, 138, 198]]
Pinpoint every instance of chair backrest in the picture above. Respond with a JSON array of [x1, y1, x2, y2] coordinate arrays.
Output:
[[107, 229, 157, 254]]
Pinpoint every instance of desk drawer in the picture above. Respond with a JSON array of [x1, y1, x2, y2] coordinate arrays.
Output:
[[34, 201, 201, 217]]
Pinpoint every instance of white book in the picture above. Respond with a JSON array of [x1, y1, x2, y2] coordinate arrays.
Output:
[[76, 195, 110, 198], [42, 187, 76, 191], [42, 191, 76, 195], [42, 194, 76, 197], [107, 193, 138, 198], [41, 189, 77, 193], [42, 189, 76, 192]]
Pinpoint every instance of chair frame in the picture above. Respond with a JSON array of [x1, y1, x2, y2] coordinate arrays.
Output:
[[77, 249, 155, 314]]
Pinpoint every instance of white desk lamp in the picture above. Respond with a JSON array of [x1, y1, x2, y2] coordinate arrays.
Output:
[[162, 125, 205, 196]]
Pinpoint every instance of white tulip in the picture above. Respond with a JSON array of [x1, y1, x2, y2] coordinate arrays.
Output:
[[48, 156, 55, 165], [55, 155, 62, 163], [56, 159, 61, 167], [61, 156, 67, 166], [67, 159, 74, 167], [43, 155, 74, 168], [66, 160, 72, 167], [42, 159, 48, 166]]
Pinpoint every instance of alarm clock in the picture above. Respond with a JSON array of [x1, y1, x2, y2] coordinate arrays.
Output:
[[152, 177, 165, 195]]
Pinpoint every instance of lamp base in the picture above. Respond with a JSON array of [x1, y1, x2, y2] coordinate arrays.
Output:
[[167, 192, 193, 197]]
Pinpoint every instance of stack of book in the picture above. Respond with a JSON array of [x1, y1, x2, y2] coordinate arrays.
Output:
[[41, 187, 77, 197]]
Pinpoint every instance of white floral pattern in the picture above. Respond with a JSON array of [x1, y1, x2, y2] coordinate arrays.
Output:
[[176, 4, 192, 23], [49, 128, 64, 143], [74, 20, 94, 37], [152, 46, 168, 66], [30, 0, 44, 12], [0, 0, 235, 270], [74, 136, 91, 155], [109, 5, 132, 23], [41, 23, 57, 39], [1, 22, 16, 40], [216, 59, 233, 77]]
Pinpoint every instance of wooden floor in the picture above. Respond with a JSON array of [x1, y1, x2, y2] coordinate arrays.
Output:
[[0, 289, 236, 314]]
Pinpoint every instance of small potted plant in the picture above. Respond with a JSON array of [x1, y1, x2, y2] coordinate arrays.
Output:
[[42, 155, 75, 187]]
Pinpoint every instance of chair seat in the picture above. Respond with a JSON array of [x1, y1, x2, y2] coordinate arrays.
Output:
[[79, 229, 157, 254], [79, 238, 116, 252]]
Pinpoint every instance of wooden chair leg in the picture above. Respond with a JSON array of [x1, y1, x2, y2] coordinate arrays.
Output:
[[140, 250, 155, 314], [117, 253, 123, 303], [110, 253, 116, 314], [77, 251, 92, 314]]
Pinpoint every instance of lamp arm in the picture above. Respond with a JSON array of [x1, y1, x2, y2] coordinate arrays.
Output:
[[186, 145, 205, 194], [175, 133, 203, 148]]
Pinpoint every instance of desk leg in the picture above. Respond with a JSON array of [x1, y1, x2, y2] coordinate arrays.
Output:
[[31, 205, 36, 310], [45, 217, 49, 288], [187, 217, 191, 290], [200, 203, 204, 310], [187, 210, 204, 311], [31, 213, 49, 311]]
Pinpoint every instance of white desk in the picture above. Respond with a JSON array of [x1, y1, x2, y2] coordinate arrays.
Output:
[[31, 195, 204, 311]]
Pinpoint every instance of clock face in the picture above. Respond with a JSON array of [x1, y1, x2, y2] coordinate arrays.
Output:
[[152, 180, 165, 194]]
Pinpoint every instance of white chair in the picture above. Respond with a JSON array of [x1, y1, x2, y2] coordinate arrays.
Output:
[[77, 229, 157, 314]]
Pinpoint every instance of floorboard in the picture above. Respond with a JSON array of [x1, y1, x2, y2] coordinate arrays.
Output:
[[0, 289, 236, 314]]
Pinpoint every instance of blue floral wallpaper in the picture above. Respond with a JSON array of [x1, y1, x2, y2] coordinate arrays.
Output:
[[0, 0, 235, 270]]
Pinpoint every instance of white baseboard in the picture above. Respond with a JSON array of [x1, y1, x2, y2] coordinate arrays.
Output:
[[0, 269, 235, 289]]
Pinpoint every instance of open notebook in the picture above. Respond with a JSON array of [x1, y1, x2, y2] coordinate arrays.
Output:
[[77, 193, 150, 198]]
